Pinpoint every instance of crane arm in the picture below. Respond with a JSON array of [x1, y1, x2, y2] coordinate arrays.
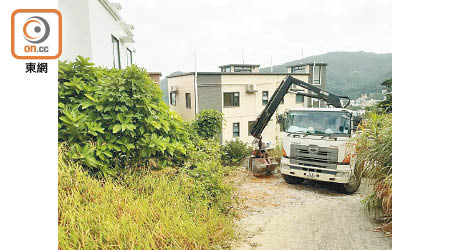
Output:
[[250, 75, 350, 141]]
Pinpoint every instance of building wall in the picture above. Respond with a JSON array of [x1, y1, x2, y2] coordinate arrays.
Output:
[[59, 0, 135, 68], [87, 0, 134, 68], [197, 75, 222, 112], [167, 74, 196, 121], [59, 0, 93, 61]]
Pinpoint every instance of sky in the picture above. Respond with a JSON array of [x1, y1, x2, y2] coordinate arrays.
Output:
[[116, 0, 392, 77]]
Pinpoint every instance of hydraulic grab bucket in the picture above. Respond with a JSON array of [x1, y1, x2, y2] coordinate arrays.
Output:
[[244, 150, 278, 176]]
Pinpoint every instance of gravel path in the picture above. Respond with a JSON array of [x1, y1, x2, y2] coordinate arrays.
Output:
[[228, 168, 392, 250]]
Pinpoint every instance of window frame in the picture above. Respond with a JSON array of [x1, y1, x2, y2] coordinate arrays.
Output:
[[296, 92, 305, 104], [111, 35, 121, 69], [126, 47, 133, 66], [234, 66, 252, 73], [312, 98, 320, 108], [233, 122, 240, 137], [248, 121, 256, 136], [170, 91, 176, 106], [223, 92, 240, 107], [313, 65, 321, 85], [292, 66, 306, 73], [262, 91, 269, 106], [221, 67, 231, 72], [185, 93, 191, 109]]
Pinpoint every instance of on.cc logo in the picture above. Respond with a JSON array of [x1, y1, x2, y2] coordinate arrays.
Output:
[[11, 9, 62, 60], [23, 16, 50, 44]]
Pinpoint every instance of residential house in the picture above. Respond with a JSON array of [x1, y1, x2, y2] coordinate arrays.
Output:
[[167, 62, 328, 145], [59, 0, 136, 69]]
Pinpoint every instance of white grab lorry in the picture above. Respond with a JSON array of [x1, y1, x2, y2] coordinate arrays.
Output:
[[246, 76, 362, 194]]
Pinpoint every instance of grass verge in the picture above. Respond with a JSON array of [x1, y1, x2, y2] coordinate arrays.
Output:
[[58, 148, 234, 249]]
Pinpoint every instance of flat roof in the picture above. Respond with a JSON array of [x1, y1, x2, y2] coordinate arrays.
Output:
[[286, 62, 328, 67], [167, 72, 310, 78], [219, 64, 260, 68]]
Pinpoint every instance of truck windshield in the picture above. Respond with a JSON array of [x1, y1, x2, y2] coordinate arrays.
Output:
[[285, 111, 351, 136]]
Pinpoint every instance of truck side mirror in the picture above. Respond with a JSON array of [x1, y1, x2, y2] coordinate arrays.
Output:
[[352, 116, 362, 131], [276, 114, 283, 124]]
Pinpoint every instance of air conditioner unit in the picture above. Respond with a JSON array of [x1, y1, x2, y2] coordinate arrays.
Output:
[[170, 85, 178, 92], [246, 84, 258, 93]]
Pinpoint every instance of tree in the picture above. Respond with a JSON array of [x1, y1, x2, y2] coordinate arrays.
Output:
[[378, 79, 392, 113], [192, 109, 224, 140]]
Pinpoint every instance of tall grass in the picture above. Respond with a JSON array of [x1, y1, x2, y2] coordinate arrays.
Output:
[[58, 146, 234, 249], [354, 112, 392, 235]]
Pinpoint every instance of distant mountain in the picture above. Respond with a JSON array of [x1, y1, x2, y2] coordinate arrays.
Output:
[[260, 51, 392, 99]]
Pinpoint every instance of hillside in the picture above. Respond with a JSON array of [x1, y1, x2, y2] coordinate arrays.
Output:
[[260, 51, 392, 99]]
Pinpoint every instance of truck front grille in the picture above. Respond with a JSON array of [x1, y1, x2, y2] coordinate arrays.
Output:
[[290, 144, 338, 169]]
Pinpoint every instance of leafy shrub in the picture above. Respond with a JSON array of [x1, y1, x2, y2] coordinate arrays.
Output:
[[58, 145, 234, 249], [354, 112, 392, 235], [192, 109, 224, 140], [221, 139, 252, 166], [58, 57, 190, 175]]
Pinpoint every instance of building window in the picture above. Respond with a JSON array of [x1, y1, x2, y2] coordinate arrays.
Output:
[[224, 92, 240, 107], [170, 91, 176, 106], [248, 121, 256, 135], [126, 48, 133, 66], [185, 93, 191, 109], [296, 92, 304, 103], [112, 35, 121, 69], [234, 66, 252, 73], [312, 98, 320, 108], [313, 66, 321, 85], [262, 91, 269, 105], [221, 67, 231, 72], [233, 123, 240, 137], [292, 66, 306, 73]]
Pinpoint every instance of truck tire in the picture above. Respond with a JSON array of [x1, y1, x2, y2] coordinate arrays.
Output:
[[339, 174, 361, 194], [282, 174, 304, 184]]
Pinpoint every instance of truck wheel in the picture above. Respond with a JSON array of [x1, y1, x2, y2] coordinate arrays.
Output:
[[282, 174, 304, 184], [339, 174, 361, 194]]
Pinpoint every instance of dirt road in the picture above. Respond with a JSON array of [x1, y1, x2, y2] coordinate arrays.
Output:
[[228, 168, 391, 250]]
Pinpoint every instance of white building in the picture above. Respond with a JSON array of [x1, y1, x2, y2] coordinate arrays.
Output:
[[59, 0, 136, 68]]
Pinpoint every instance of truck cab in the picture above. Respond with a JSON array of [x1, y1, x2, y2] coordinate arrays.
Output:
[[279, 108, 360, 193]]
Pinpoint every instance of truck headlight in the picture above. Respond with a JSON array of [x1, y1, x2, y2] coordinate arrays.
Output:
[[281, 164, 290, 170]]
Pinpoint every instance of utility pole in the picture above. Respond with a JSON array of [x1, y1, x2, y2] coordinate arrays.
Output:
[[301, 49, 304, 64], [194, 53, 198, 114], [241, 49, 244, 64]]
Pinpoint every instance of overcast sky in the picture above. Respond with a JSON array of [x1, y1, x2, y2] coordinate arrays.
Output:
[[116, 0, 391, 77]]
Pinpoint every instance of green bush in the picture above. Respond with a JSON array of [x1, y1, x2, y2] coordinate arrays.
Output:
[[58, 146, 234, 249], [354, 112, 392, 234], [58, 57, 190, 175], [192, 109, 224, 140], [221, 139, 252, 166]]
